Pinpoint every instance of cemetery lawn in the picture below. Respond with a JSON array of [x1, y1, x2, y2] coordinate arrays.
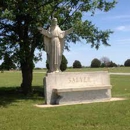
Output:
[[0, 69, 130, 130], [67, 66, 130, 73]]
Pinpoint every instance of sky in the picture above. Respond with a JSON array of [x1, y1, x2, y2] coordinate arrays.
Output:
[[1, 0, 130, 68], [35, 0, 130, 68]]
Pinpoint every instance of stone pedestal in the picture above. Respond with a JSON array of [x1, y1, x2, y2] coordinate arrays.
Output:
[[44, 71, 112, 105]]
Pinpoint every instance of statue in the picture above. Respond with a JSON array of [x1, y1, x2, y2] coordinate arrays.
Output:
[[38, 18, 73, 73]]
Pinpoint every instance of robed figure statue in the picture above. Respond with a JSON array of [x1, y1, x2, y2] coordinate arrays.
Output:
[[38, 18, 73, 73]]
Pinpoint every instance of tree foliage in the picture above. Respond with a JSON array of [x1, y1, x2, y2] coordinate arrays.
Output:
[[92, 58, 117, 68], [73, 60, 82, 68], [108, 61, 117, 67], [0, 53, 16, 70], [100, 56, 110, 67], [0, 0, 117, 94], [124, 59, 130, 67], [60, 55, 68, 71], [91, 58, 101, 68], [46, 55, 68, 71]]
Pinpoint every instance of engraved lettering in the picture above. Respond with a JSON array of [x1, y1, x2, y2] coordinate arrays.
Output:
[[80, 77, 82, 82], [68, 76, 96, 83], [68, 76, 92, 83], [73, 78, 76, 82], [68, 77, 72, 83]]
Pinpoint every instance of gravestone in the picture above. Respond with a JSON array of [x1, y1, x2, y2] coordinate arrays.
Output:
[[44, 71, 112, 105], [38, 18, 112, 105]]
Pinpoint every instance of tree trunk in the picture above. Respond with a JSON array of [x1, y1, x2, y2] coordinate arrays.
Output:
[[21, 61, 33, 95]]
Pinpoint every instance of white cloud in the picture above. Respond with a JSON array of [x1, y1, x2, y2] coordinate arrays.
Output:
[[116, 26, 125, 31], [111, 15, 130, 19], [115, 39, 130, 44], [115, 25, 130, 31], [103, 15, 130, 22]]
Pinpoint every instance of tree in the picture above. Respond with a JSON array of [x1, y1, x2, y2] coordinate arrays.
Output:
[[100, 63, 106, 67], [124, 59, 130, 67], [0, 53, 16, 70], [46, 55, 68, 71], [91, 58, 101, 68], [0, 0, 117, 94], [108, 61, 117, 67], [100, 57, 110, 67], [73, 60, 82, 68], [60, 55, 68, 71]]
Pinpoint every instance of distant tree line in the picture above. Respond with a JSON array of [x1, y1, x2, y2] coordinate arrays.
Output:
[[90, 57, 130, 68], [1, 55, 130, 71], [71, 57, 130, 69]]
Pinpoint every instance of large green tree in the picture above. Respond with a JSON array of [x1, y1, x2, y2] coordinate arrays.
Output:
[[0, 0, 117, 94]]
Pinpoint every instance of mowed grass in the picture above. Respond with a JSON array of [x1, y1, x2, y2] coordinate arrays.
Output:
[[66, 66, 130, 73], [33, 66, 130, 73], [0, 68, 130, 130]]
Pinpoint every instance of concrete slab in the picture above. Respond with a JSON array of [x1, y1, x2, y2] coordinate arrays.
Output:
[[35, 97, 126, 108]]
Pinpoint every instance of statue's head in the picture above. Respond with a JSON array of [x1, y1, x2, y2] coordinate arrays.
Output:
[[51, 17, 57, 26]]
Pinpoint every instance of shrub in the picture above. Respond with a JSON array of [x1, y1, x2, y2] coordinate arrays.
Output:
[[124, 59, 130, 67], [91, 58, 101, 68], [108, 61, 117, 67], [60, 55, 68, 71], [100, 63, 106, 67], [73, 60, 82, 68], [46, 55, 68, 71]]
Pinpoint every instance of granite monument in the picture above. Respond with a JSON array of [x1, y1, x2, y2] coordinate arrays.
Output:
[[38, 18, 112, 105]]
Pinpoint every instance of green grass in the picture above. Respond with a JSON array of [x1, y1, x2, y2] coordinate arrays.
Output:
[[111, 75, 130, 98], [66, 67, 130, 73], [0, 69, 130, 130], [34, 66, 130, 73]]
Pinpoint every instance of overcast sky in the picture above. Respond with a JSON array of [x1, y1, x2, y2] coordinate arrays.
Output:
[[35, 0, 130, 68]]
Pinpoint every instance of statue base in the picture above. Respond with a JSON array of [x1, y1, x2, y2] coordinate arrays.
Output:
[[43, 71, 112, 105]]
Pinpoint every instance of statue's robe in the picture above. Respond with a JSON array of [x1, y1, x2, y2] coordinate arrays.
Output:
[[41, 25, 73, 72]]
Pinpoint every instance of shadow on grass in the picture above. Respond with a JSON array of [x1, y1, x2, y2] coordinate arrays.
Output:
[[0, 86, 44, 107]]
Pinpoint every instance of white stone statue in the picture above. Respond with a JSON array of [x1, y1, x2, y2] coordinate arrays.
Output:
[[38, 18, 73, 73]]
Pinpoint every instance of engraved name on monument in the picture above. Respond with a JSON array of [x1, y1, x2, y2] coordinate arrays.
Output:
[[53, 72, 110, 89]]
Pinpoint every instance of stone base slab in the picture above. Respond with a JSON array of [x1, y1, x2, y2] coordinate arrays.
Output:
[[35, 98, 126, 108], [54, 88, 111, 105], [44, 71, 112, 105]]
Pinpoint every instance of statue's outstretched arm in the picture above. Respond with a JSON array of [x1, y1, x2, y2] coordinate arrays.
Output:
[[38, 27, 51, 38], [37, 27, 43, 33], [65, 27, 73, 36]]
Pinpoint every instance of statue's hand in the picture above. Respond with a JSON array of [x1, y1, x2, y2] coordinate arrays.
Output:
[[65, 27, 73, 35], [37, 27, 43, 31], [69, 27, 73, 32]]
